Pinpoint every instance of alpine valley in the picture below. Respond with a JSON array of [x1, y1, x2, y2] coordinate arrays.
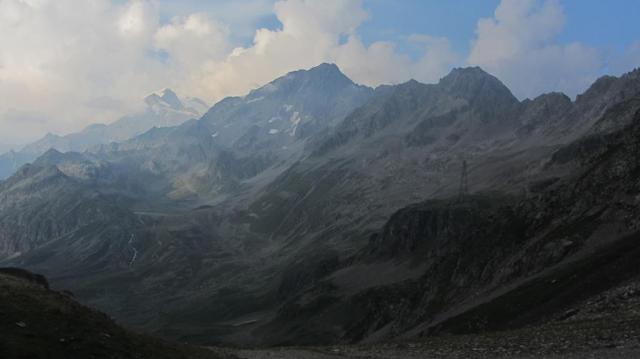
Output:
[[2, 63, 640, 357]]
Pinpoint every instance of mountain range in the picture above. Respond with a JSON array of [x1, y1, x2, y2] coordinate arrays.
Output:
[[0, 89, 208, 180], [1, 62, 640, 351]]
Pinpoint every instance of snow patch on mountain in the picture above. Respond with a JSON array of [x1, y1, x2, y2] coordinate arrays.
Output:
[[289, 112, 301, 136]]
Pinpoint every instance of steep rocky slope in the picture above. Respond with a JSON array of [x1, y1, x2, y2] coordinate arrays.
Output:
[[251, 104, 640, 344], [0, 163, 136, 263]]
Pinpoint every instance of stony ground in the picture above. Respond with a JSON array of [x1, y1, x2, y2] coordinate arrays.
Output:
[[210, 251, 640, 359], [212, 282, 640, 359], [213, 322, 640, 359]]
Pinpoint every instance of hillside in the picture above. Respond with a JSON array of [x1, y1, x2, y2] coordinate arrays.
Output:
[[0, 268, 232, 359]]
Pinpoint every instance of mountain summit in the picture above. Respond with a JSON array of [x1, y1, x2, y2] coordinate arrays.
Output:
[[144, 88, 189, 112], [145, 88, 184, 110], [200, 63, 373, 152], [243, 62, 369, 105], [439, 66, 518, 106]]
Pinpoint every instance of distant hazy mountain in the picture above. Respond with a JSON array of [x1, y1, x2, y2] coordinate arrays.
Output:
[[2, 63, 640, 348], [0, 89, 207, 179]]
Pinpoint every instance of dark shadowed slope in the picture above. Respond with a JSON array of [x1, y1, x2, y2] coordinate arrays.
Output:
[[0, 268, 233, 359], [252, 101, 640, 345]]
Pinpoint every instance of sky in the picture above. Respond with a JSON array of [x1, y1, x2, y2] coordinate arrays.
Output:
[[0, 0, 639, 145]]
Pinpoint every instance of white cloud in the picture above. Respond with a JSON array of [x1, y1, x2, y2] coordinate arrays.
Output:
[[154, 13, 231, 97], [0, 0, 229, 143], [0, 109, 50, 145], [0, 0, 165, 142], [467, 0, 604, 99], [409, 35, 460, 84], [155, 13, 230, 65], [156, 0, 275, 41], [0, 0, 458, 144], [195, 0, 375, 99], [2, 0, 640, 146], [195, 0, 458, 100]]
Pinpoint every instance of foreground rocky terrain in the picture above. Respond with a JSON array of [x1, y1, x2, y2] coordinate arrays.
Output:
[[224, 274, 640, 357], [2, 267, 638, 359], [0, 268, 231, 359], [1, 63, 640, 350], [221, 275, 640, 357]]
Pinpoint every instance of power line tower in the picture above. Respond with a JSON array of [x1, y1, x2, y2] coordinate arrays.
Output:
[[458, 160, 468, 201]]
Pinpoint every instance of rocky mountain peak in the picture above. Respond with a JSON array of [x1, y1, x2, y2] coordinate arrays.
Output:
[[303, 62, 348, 81], [576, 69, 640, 107], [575, 75, 618, 105], [38, 148, 64, 159], [33, 149, 86, 167], [440, 66, 495, 83], [522, 92, 573, 115], [250, 63, 363, 99], [3, 162, 65, 186], [439, 66, 518, 106], [144, 88, 185, 111], [41, 132, 62, 141], [159, 88, 184, 110], [289, 62, 346, 80], [394, 78, 429, 93]]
